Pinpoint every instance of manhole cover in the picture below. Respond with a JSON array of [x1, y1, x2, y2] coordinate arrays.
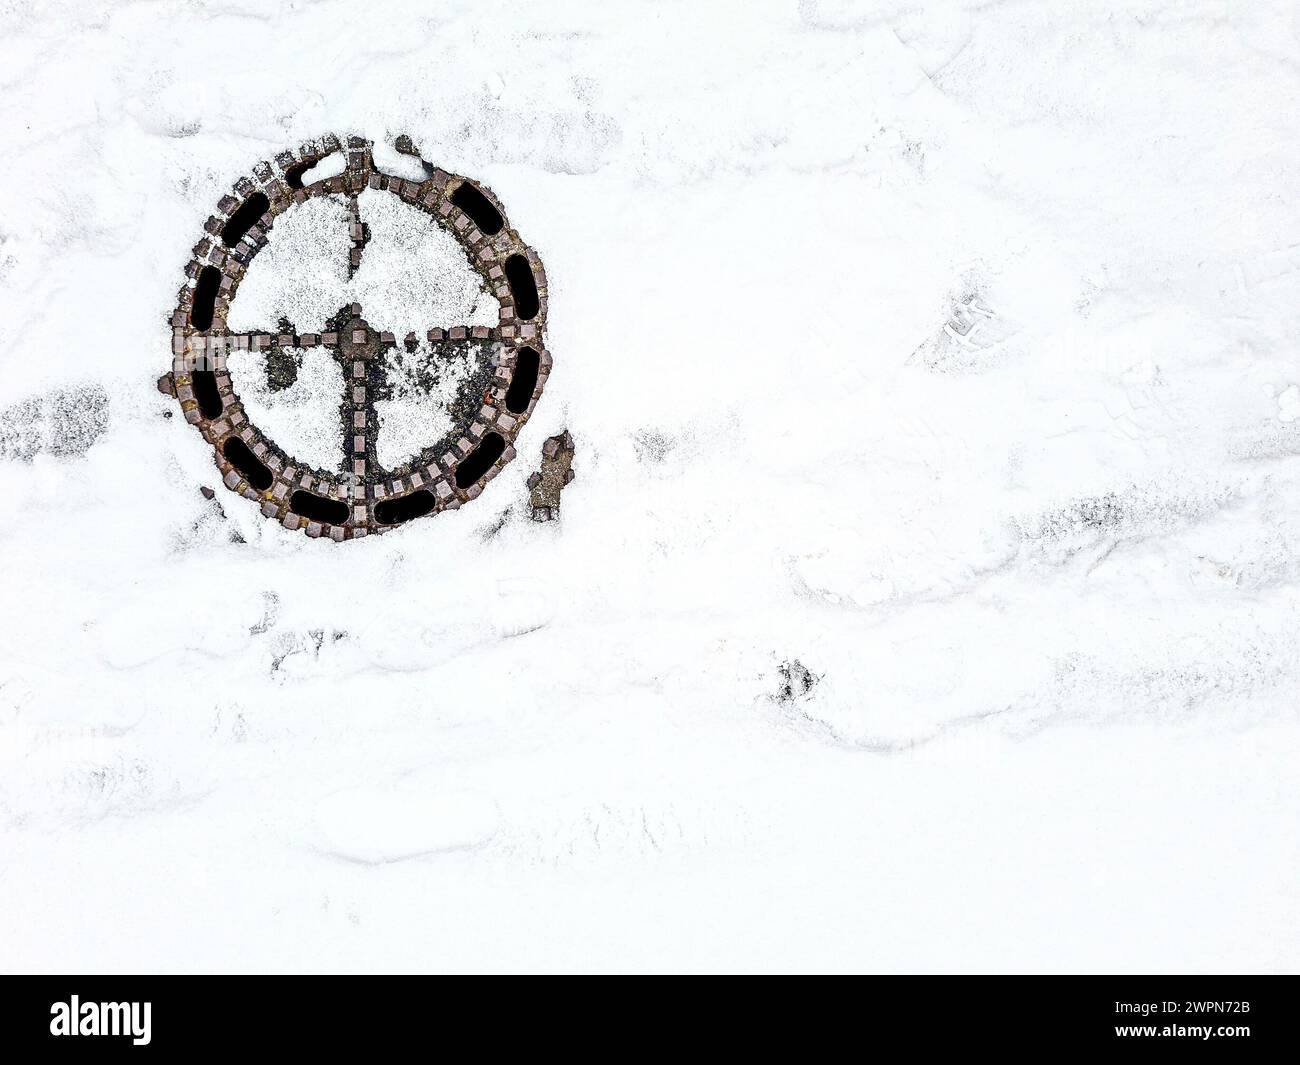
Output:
[[163, 134, 551, 540]]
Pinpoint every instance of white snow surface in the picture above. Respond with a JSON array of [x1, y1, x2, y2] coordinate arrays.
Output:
[[351, 187, 499, 336], [374, 342, 485, 471], [225, 347, 347, 473], [226, 194, 352, 333], [227, 187, 496, 338], [371, 142, 429, 183], [298, 150, 347, 186], [2, 0, 1300, 973]]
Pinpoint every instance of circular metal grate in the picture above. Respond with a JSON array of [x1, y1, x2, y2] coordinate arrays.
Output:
[[164, 134, 551, 540]]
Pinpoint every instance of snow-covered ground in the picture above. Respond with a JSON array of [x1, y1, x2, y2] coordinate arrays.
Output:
[[351, 187, 500, 335], [226, 346, 347, 473], [2, 0, 1300, 973], [375, 341, 489, 471]]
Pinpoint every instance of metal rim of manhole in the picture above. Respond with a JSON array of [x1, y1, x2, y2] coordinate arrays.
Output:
[[162, 133, 550, 541]]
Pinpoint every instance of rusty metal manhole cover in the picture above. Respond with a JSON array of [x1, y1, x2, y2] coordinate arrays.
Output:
[[162, 134, 550, 540]]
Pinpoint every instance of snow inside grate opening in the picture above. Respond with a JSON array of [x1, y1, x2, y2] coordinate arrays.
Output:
[[371, 142, 430, 182], [283, 161, 310, 190], [289, 151, 346, 189]]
